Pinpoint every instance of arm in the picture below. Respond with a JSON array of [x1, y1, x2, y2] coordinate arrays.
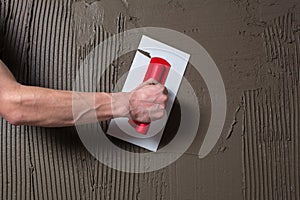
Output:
[[0, 60, 168, 127]]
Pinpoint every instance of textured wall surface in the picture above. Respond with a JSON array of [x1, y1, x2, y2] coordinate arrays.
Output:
[[0, 0, 299, 200]]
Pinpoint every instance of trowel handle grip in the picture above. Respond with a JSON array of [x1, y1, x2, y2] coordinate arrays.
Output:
[[135, 57, 171, 134]]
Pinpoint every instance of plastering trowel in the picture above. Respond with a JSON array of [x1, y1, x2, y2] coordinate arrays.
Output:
[[107, 35, 190, 151]]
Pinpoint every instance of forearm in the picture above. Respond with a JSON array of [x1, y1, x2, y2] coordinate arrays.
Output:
[[1, 84, 129, 127], [0, 60, 167, 127]]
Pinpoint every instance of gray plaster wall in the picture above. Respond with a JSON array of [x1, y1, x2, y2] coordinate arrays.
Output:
[[0, 0, 299, 199]]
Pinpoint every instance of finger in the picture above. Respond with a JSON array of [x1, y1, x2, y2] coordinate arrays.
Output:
[[153, 93, 168, 103], [143, 78, 159, 85], [151, 84, 167, 95], [148, 103, 166, 113], [136, 110, 151, 123], [129, 108, 151, 123], [135, 116, 151, 123], [149, 110, 165, 121]]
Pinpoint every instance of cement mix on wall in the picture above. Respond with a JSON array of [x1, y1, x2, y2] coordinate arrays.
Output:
[[0, 0, 299, 199]]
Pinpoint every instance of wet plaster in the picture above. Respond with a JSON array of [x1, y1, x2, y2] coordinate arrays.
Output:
[[0, 0, 299, 200]]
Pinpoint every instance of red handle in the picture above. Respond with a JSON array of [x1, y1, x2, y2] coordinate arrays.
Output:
[[129, 57, 171, 134]]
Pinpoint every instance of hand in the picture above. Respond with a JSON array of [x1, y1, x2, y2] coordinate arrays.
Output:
[[111, 79, 168, 123], [128, 79, 168, 123]]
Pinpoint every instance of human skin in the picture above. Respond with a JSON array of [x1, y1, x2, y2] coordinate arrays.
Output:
[[0, 60, 168, 127]]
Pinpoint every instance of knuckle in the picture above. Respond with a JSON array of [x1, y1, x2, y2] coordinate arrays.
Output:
[[161, 94, 168, 102], [159, 85, 165, 91], [155, 83, 164, 90], [158, 111, 164, 118], [140, 92, 147, 99]]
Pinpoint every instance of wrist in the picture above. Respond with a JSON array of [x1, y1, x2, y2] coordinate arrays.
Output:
[[110, 92, 130, 118], [94, 92, 114, 121]]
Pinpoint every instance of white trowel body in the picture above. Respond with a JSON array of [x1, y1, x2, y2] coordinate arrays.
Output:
[[107, 35, 190, 151]]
